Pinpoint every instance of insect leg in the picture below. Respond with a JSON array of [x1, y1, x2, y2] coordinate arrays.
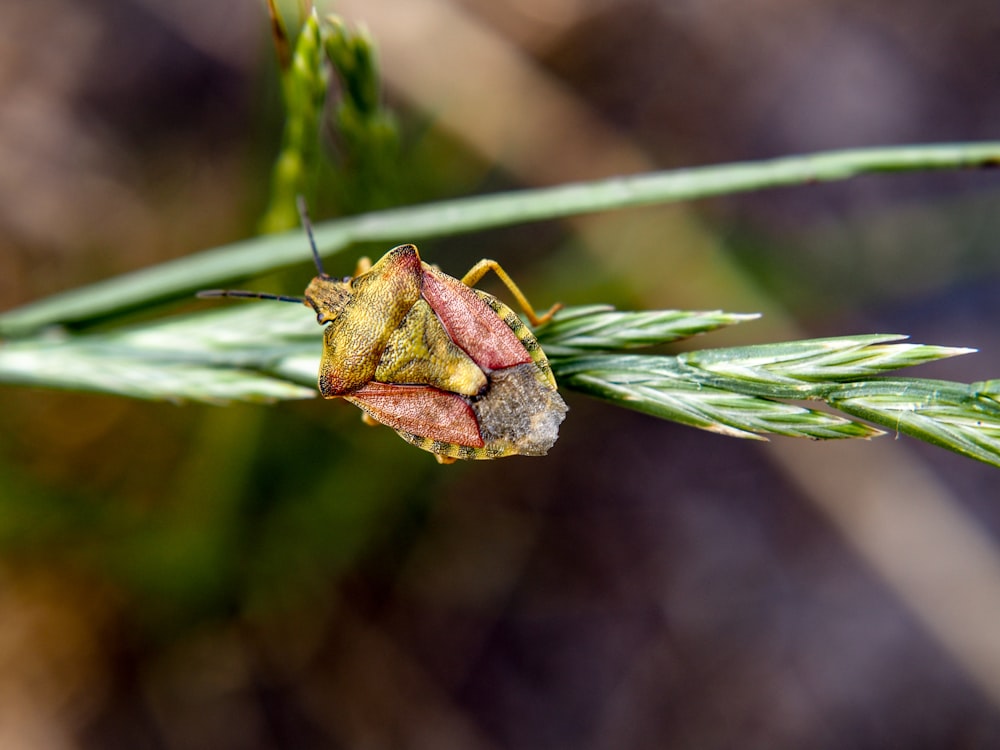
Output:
[[353, 257, 372, 276], [459, 259, 561, 326]]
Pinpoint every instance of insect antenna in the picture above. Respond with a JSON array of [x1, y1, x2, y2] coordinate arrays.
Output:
[[296, 195, 327, 278], [196, 289, 306, 304]]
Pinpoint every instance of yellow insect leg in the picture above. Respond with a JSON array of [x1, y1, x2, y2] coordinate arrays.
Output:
[[460, 259, 561, 326]]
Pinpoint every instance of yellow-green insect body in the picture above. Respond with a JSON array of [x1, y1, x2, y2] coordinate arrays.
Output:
[[305, 244, 567, 462], [202, 200, 567, 463]]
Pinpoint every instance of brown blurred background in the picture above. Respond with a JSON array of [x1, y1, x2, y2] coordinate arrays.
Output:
[[2, 0, 1000, 748]]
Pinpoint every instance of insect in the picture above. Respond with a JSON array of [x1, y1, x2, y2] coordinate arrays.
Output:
[[200, 198, 567, 463]]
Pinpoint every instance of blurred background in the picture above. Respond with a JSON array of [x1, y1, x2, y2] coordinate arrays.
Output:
[[2, 0, 1000, 747]]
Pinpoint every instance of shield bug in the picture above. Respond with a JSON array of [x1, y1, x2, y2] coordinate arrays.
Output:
[[200, 198, 567, 462]]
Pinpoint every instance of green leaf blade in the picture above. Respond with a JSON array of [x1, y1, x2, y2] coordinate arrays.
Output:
[[537, 307, 760, 356], [0, 303, 323, 404], [828, 380, 1000, 468], [0, 344, 317, 404], [559, 356, 882, 441], [678, 335, 976, 391], [4, 143, 1000, 337]]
